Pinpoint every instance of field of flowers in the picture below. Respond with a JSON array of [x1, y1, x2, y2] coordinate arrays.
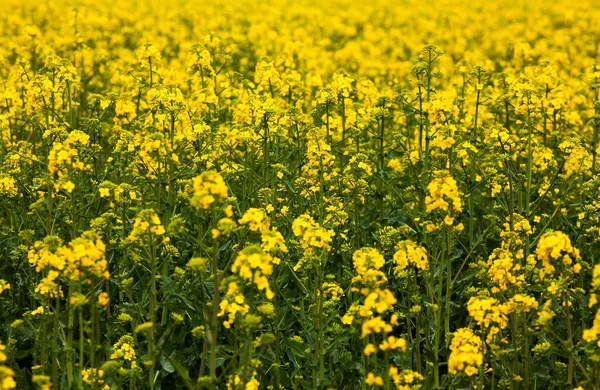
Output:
[[1, 0, 600, 388]]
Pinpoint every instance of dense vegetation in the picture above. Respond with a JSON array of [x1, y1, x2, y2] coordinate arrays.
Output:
[[1, 0, 600, 389]]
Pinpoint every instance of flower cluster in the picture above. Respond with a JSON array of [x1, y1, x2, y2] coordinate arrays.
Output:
[[231, 245, 279, 299], [110, 335, 137, 369], [189, 171, 229, 210], [425, 174, 462, 214], [448, 328, 483, 377], [535, 230, 582, 279], [47, 130, 91, 193], [0, 280, 9, 295], [292, 214, 335, 270], [219, 281, 250, 329], [2, 0, 600, 388], [127, 209, 166, 242], [343, 247, 409, 386], [28, 231, 109, 296], [393, 240, 428, 274]]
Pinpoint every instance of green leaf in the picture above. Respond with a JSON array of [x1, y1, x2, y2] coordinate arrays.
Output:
[[168, 354, 194, 390], [161, 354, 175, 374]]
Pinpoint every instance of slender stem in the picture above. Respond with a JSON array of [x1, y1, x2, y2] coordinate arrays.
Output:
[[78, 305, 84, 385], [418, 84, 424, 160], [565, 291, 574, 389], [523, 316, 530, 388], [384, 334, 391, 390], [209, 211, 220, 389], [473, 71, 481, 139], [444, 225, 452, 339], [510, 311, 518, 390], [149, 57, 153, 88], [415, 309, 422, 374], [378, 104, 385, 221], [91, 294, 97, 371], [434, 246, 444, 389], [53, 296, 61, 387], [67, 290, 74, 386], [340, 96, 346, 170], [525, 106, 533, 213], [148, 233, 157, 389]]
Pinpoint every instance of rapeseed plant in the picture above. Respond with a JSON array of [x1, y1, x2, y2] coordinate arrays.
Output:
[[1, 0, 600, 388]]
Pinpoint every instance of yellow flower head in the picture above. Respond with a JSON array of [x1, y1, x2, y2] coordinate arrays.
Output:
[[190, 171, 229, 210], [425, 173, 462, 214], [448, 328, 483, 376]]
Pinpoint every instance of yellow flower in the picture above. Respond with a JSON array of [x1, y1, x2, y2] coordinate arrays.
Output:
[[0, 280, 10, 295], [69, 292, 88, 307], [379, 335, 407, 352], [537, 301, 556, 327], [62, 180, 75, 193], [341, 314, 354, 325], [98, 292, 110, 307], [239, 208, 270, 234], [30, 306, 45, 316], [292, 214, 335, 254], [261, 228, 288, 253], [425, 173, 463, 214], [0, 366, 16, 390], [136, 42, 162, 67], [218, 281, 249, 329], [110, 335, 137, 368], [82, 368, 104, 386], [363, 343, 376, 356], [467, 296, 509, 331], [189, 171, 229, 210], [321, 282, 343, 301], [0, 341, 6, 364], [448, 328, 483, 376], [135, 322, 154, 334], [361, 316, 393, 338], [365, 372, 383, 386], [536, 230, 581, 279], [393, 240, 428, 273], [231, 245, 279, 299], [0, 176, 17, 197], [353, 247, 385, 275], [187, 257, 208, 272], [128, 209, 166, 241], [28, 231, 109, 285]]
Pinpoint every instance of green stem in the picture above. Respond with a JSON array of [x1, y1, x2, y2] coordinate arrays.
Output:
[[565, 291, 574, 389], [149, 233, 157, 389], [378, 105, 385, 221], [510, 311, 518, 390], [444, 226, 452, 340], [415, 310, 422, 374], [53, 296, 61, 387], [79, 305, 84, 387], [434, 247, 444, 389], [209, 211, 220, 389], [473, 72, 481, 139], [67, 290, 74, 386]]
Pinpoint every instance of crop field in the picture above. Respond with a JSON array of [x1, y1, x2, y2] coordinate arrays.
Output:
[[1, 0, 600, 388]]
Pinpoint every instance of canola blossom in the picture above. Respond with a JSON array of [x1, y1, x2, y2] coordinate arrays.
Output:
[[1, 0, 600, 389]]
